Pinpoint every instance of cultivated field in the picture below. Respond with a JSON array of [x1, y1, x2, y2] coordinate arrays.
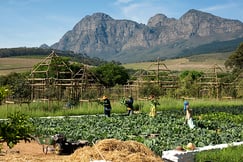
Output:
[[0, 52, 231, 75], [123, 52, 231, 72], [0, 57, 41, 75], [0, 52, 242, 162]]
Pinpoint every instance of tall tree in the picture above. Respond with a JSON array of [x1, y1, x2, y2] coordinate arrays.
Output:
[[92, 63, 129, 87], [178, 70, 203, 97], [225, 43, 243, 73]]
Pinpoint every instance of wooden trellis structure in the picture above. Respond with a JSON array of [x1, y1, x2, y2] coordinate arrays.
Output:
[[131, 58, 179, 97], [71, 65, 103, 100], [232, 70, 243, 98], [28, 51, 102, 102], [28, 51, 73, 100], [27, 51, 243, 102], [197, 64, 224, 99]]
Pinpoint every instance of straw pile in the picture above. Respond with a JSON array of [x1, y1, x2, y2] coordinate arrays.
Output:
[[69, 139, 164, 162]]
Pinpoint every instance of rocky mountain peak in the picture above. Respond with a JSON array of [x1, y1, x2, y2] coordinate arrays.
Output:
[[177, 9, 243, 38], [39, 43, 49, 49], [83, 12, 114, 21], [51, 9, 243, 63], [72, 12, 114, 31], [147, 14, 176, 27], [180, 9, 219, 22]]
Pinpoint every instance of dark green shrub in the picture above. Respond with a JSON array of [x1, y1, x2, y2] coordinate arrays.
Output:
[[0, 112, 34, 148]]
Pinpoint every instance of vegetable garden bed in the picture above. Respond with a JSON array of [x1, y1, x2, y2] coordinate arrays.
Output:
[[31, 105, 243, 156]]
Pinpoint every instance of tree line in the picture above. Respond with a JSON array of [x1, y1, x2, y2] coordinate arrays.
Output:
[[0, 47, 120, 66], [0, 43, 243, 103]]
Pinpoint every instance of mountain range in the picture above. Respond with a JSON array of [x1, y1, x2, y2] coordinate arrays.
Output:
[[50, 9, 243, 63]]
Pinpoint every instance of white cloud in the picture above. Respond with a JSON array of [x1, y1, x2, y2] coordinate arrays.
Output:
[[117, 1, 166, 24], [199, 2, 243, 21], [112, 0, 183, 24], [116, 0, 133, 4], [200, 3, 237, 12]]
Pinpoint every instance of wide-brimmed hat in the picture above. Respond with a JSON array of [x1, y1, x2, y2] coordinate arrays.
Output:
[[103, 96, 108, 99], [149, 95, 155, 99]]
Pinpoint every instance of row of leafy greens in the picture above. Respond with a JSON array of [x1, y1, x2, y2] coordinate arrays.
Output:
[[31, 106, 243, 156]]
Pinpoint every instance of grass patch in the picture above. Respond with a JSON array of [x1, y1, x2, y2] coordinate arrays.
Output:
[[195, 144, 243, 162], [0, 98, 243, 118]]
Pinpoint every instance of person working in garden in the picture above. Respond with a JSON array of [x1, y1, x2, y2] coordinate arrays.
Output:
[[149, 95, 159, 117], [184, 101, 195, 129], [184, 100, 189, 113], [102, 96, 112, 117], [125, 96, 134, 116], [183, 101, 189, 124], [120, 95, 134, 116]]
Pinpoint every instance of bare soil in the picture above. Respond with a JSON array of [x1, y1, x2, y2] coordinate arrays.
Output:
[[0, 139, 164, 162], [0, 140, 70, 162]]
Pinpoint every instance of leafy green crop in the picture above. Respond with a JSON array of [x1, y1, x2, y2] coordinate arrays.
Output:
[[31, 107, 243, 156]]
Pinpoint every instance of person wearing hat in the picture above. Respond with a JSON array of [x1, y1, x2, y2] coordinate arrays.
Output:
[[183, 101, 189, 124], [125, 96, 134, 116], [184, 101, 189, 112], [102, 96, 112, 117], [183, 101, 195, 129]]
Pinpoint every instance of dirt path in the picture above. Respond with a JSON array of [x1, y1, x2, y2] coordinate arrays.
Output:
[[0, 140, 70, 162], [0, 139, 165, 162]]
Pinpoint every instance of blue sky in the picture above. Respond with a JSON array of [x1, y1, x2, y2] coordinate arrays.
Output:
[[1, 0, 243, 48]]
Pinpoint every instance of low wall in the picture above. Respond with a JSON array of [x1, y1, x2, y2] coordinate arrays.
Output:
[[162, 141, 243, 162]]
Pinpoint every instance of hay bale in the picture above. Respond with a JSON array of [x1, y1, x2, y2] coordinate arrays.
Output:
[[123, 140, 155, 156], [69, 139, 163, 162], [126, 152, 163, 162]]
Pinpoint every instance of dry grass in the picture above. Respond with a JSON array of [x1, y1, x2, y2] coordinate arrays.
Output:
[[123, 52, 230, 72], [0, 58, 41, 75], [69, 139, 163, 162], [0, 52, 231, 76]]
